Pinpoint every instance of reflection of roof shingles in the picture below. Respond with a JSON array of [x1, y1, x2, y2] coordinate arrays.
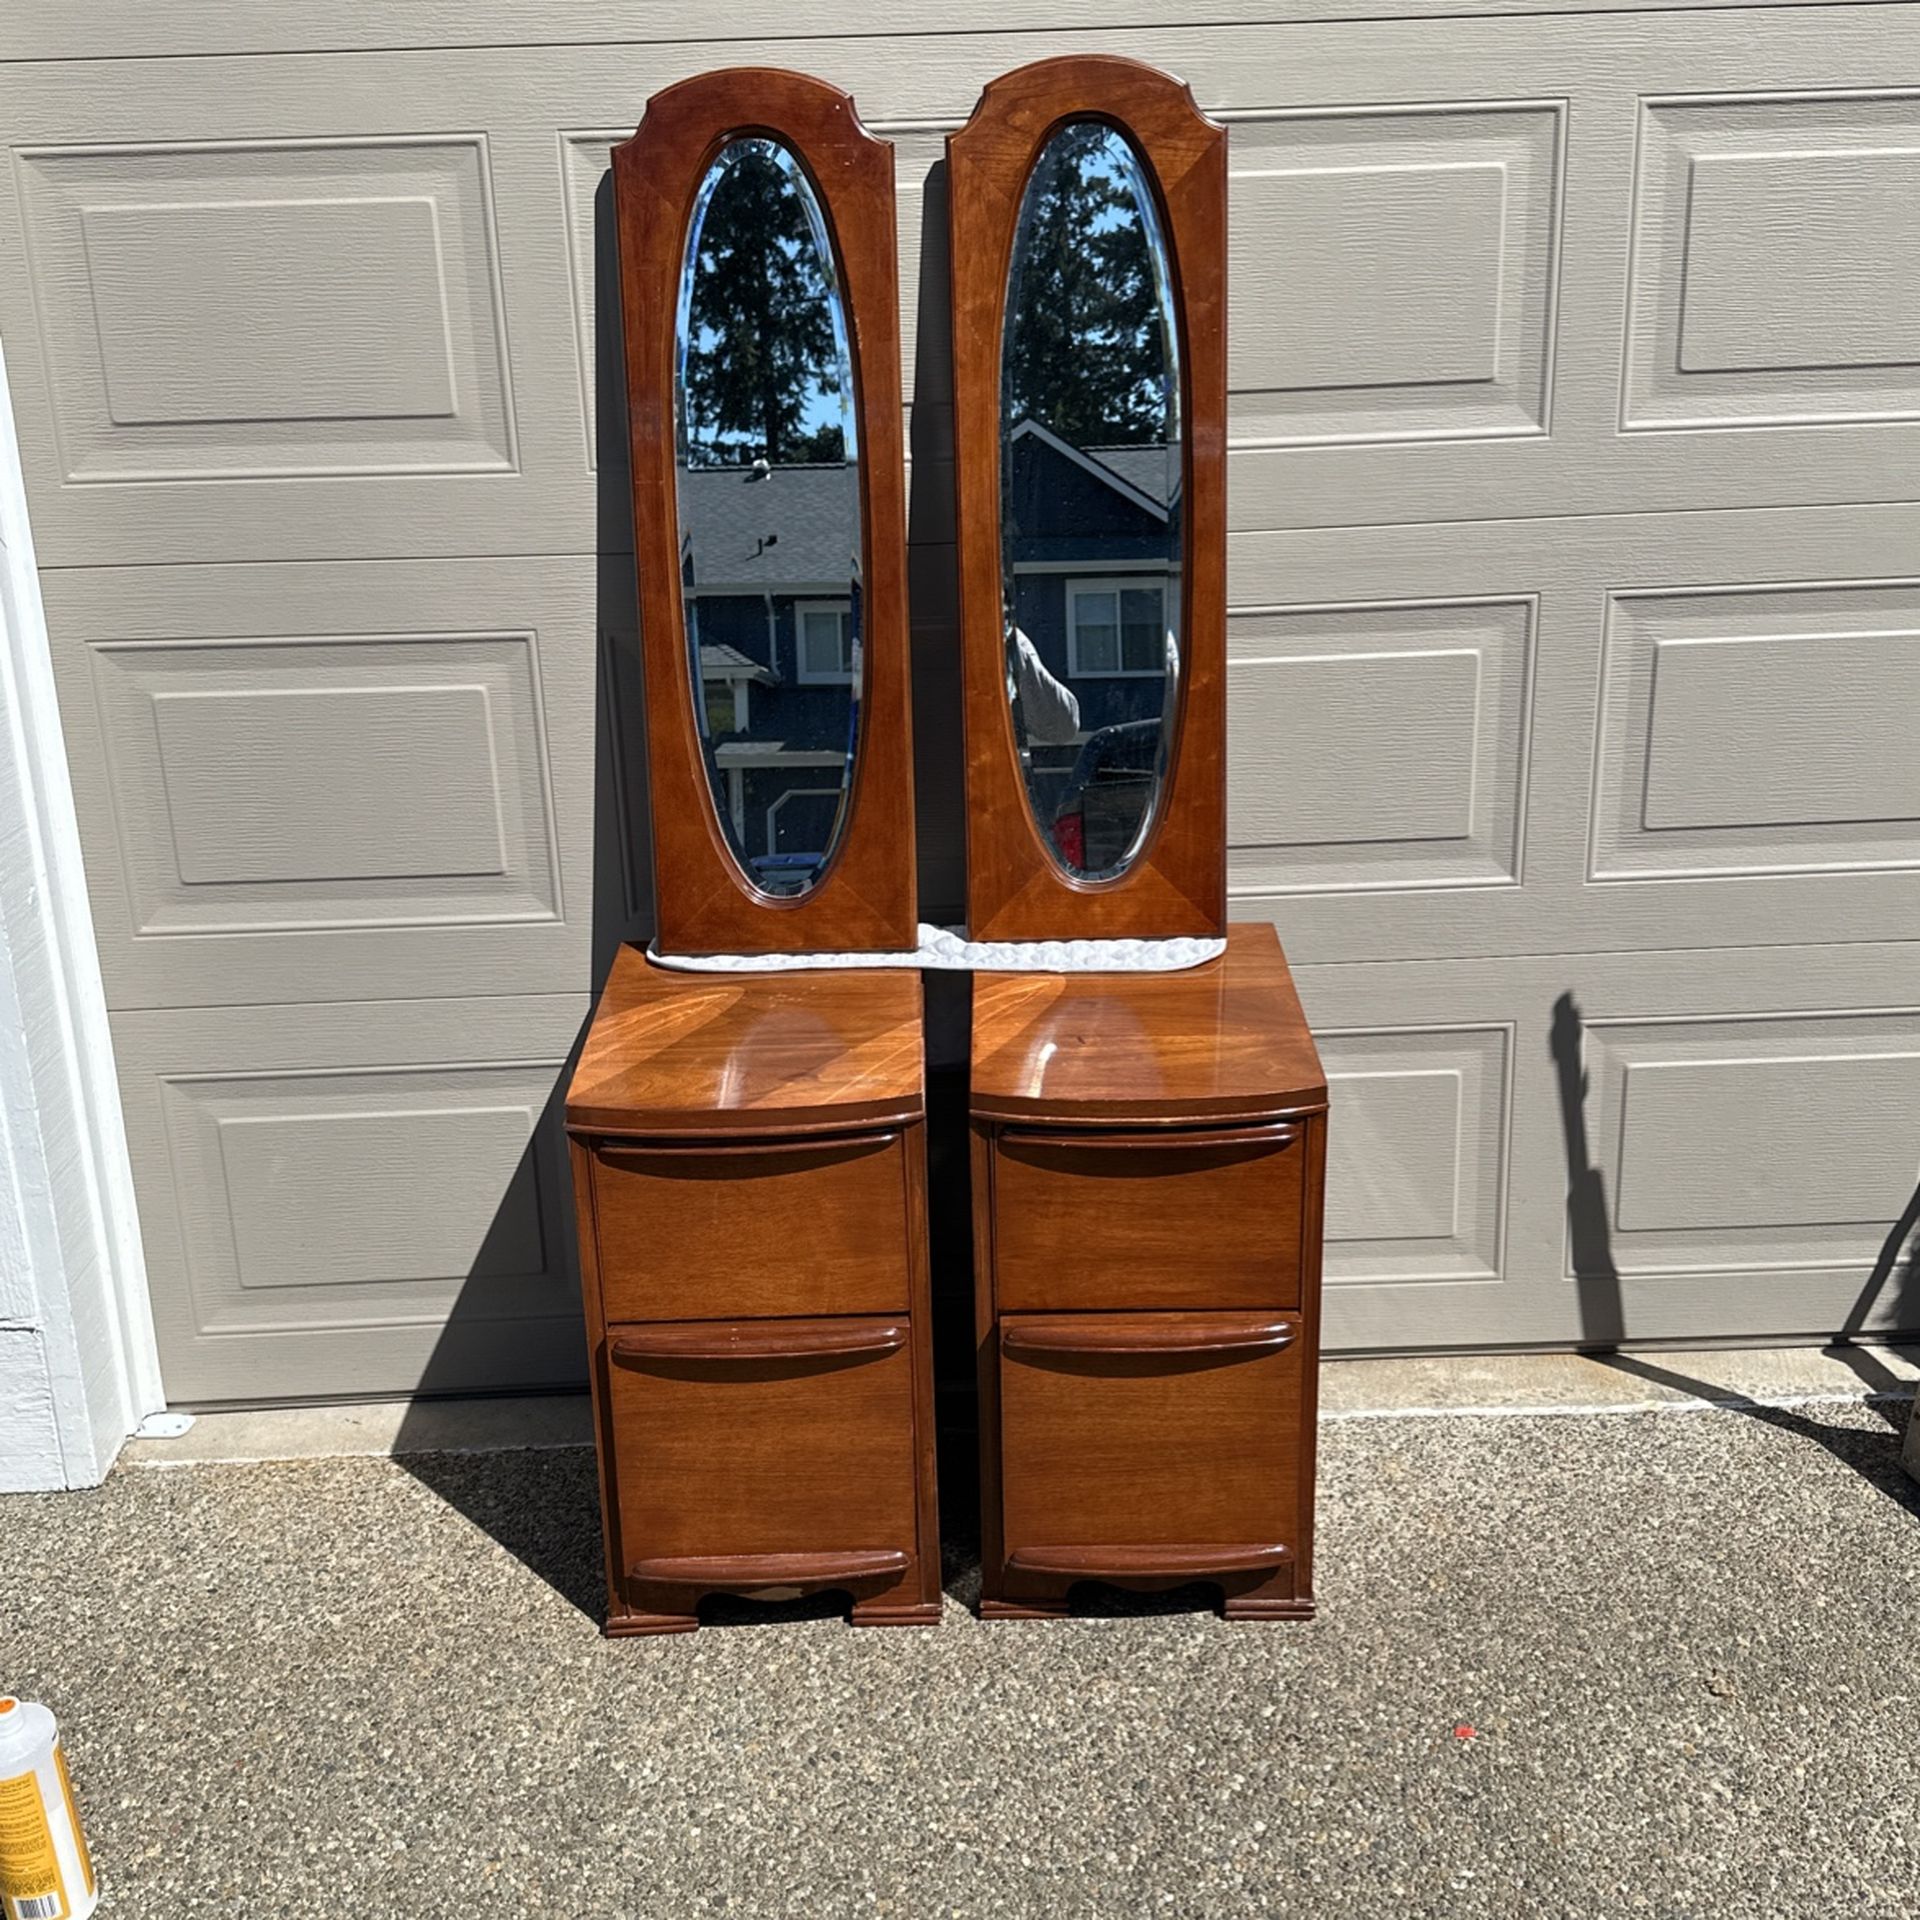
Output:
[[698, 642, 777, 685], [679, 464, 859, 592], [1084, 443, 1180, 512], [1006, 418, 1178, 515]]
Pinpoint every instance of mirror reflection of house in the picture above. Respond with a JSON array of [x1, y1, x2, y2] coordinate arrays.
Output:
[[1001, 418, 1180, 871], [677, 460, 861, 896]]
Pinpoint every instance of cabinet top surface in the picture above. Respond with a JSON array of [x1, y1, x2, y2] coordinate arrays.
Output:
[[567, 945, 925, 1136], [970, 921, 1326, 1124]]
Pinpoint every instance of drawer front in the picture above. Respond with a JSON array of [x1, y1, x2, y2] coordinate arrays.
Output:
[[992, 1124, 1304, 1312], [591, 1130, 909, 1321], [606, 1316, 920, 1590], [998, 1311, 1304, 1575]]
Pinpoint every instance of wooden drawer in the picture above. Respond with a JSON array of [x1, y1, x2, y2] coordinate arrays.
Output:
[[992, 1123, 1304, 1312], [997, 1310, 1304, 1584], [591, 1130, 909, 1321], [606, 1316, 921, 1601]]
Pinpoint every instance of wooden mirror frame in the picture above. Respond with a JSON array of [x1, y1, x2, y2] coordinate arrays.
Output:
[[948, 56, 1227, 942], [614, 71, 916, 954]]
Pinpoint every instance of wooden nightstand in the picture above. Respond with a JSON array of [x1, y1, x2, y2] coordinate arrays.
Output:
[[566, 946, 942, 1635], [969, 922, 1327, 1621]]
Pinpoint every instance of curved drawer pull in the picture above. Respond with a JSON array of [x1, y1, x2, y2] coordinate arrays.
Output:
[[630, 1549, 910, 1589], [611, 1320, 907, 1363], [1003, 1123, 1296, 1153], [1003, 1316, 1294, 1359], [598, 1129, 897, 1161], [1007, 1544, 1292, 1578]]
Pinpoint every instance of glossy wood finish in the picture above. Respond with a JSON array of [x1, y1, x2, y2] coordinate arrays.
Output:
[[996, 1309, 1305, 1614], [614, 70, 915, 954], [972, 921, 1327, 1622], [949, 55, 1227, 941], [993, 1123, 1304, 1312], [971, 922, 1327, 1124], [568, 943, 924, 1137], [592, 1132, 910, 1320], [608, 1319, 908, 1362], [1000, 1312, 1296, 1357], [606, 1313, 922, 1629], [567, 947, 940, 1635]]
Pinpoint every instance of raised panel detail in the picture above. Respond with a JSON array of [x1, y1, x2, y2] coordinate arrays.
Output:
[[15, 136, 514, 479], [1677, 153, 1920, 377], [154, 685, 507, 885], [1627, 96, 1920, 429], [559, 128, 622, 468], [160, 1060, 567, 1334], [87, 630, 560, 934], [1594, 584, 1920, 880], [1319, 1025, 1509, 1284], [1583, 1013, 1920, 1276], [1227, 597, 1533, 893], [217, 1103, 545, 1289], [1228, 102, 1562, 445], [82, 198, 457, 427]]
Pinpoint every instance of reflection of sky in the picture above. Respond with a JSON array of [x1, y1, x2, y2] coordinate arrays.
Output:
[[675, 136, 858, 465]]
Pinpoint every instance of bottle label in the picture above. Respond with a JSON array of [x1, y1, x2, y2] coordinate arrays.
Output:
[[52, 1747, 91, 1900], [0, 1766, 69, 1920]]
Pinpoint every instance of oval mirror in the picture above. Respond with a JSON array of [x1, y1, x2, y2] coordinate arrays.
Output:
[[674, 136, 862, 900], [999, 120, 1182, 883]]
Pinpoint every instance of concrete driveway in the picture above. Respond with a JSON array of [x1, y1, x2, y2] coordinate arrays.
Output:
[[7, 1354, 1920, 1919]]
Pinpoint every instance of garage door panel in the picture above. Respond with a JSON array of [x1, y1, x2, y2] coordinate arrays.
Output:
[[1228, 595, 1534, 895], [1594, 584, 1920, 880], [1227, 100, 1563, 449], [1294, 941, 1920, 1349], [1320, 1024, 1511, 1287], [10, 10, 1920, 563], [1626, 93, 1920, 432], [16, 135, 516, 484], [113, 994, 590, 1403], [43, 558, 594, 1009], [1228, 502, 1920, 965]]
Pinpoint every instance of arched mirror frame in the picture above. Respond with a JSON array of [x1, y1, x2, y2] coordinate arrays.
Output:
[[949, 56, 1227, 942], [613, 70, 916, 954]]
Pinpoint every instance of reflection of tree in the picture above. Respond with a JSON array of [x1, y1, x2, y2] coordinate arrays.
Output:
[[1002, 124, 1171, 447], [683, 142, 847, 468]]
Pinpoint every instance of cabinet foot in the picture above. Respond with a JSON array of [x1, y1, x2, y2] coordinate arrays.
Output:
[[1222, 1568, 1314, 1622], [850, 1598, 943, 1628], [980, 1595, 1072, 1621], [605, 1608, 701, 1637]]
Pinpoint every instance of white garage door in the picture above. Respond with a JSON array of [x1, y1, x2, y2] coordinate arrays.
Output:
[[1, 1, 1916, 1400]]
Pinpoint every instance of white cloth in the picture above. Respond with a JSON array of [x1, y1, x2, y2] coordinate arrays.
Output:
[[649, 922, 1226, 974]]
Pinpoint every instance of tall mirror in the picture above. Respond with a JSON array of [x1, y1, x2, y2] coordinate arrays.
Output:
[[675, 137, 862, 900], [1000, 121, 1182, 883], [615, 71, 914, 954]]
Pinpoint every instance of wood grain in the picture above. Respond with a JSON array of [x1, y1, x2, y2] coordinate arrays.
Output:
[[566, 943, 924, 1137], [948, 54, 1228, 941], [970, 921, 1326, 1124], [614, 69, 916, 953], [610, 1319, 909, 1362], [992, 1123, 1304, 1312], [1000, 1313, 1296, 1357], [608, 1312, 923, 1626], [592, 1132, 911, 1320], [996, 1309, 1305, 1595]]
